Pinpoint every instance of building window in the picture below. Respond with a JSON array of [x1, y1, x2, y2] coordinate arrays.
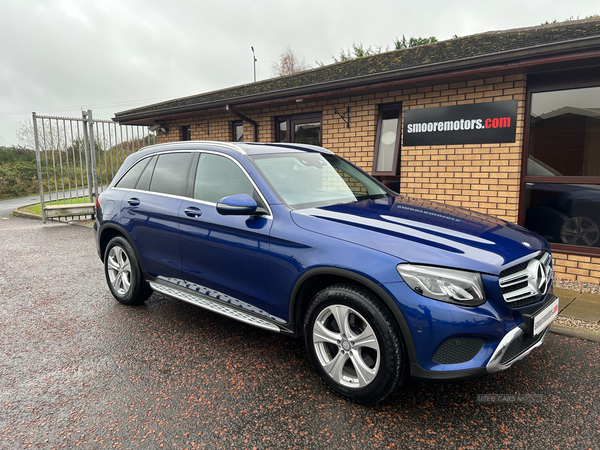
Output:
[[372, 105, 402, 176], [522, 84, 600, 251], [182, 125, 191, 141], [277, 113, 322, 146], [232, 121, 244, 142]]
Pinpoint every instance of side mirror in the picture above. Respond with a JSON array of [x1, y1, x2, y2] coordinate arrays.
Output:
[[216, 194, 258, 216]]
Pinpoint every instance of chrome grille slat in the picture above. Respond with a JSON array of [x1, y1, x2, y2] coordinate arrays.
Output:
[[499, 274, 529, 288], [499, 252, 553, 307]]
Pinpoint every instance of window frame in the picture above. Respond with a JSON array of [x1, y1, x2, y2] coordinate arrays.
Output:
[[371, 104, 402, 177], [182, 125, 192, 141], [185, 151, 272, 217], [276, 113, 322, 146], [232, 121, 244, 142], [520, 73, 600, 256]]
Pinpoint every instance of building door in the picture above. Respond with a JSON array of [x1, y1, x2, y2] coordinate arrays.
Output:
[[277, 113, 322, 146]]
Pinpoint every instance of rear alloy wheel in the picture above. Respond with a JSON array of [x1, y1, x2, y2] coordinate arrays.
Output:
[[304, 284, 406, 404], [104, 236, 152, 305]]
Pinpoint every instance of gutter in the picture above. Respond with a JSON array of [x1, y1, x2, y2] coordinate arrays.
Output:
[[114, 35, 600, 123]]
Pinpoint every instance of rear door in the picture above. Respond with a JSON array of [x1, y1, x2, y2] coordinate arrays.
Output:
[[118, 152, 193, 280]]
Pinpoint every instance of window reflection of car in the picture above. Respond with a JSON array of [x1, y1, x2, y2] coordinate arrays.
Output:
[[526, 156, 562, 177], [525, 181, 600, 247]]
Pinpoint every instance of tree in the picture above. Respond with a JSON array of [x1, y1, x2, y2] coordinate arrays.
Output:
[[394, 35, 438, 50], [333, 43, 387, 62], [271, 46, 310, 77], [333, 36, 437, 63]]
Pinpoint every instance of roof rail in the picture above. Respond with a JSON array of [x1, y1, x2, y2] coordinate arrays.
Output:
[[243, 142, 334, 155], [139, 140, 247, 155]]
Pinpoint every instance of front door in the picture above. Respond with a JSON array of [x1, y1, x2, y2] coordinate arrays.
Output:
[[178, 153, 275, 319]]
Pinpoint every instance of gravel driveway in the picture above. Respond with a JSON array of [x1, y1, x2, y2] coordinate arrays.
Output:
[[1, 218, 599, 449]]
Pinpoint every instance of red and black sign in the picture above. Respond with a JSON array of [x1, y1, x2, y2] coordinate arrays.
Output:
[[403, 100, 518, 146]]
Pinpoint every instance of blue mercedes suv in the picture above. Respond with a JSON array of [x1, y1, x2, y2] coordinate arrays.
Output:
[[94, 141, 558, 404]]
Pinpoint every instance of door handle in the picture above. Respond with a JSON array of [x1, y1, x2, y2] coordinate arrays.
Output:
[[184, 206, 202, 217], [127, 198, 140, 206]]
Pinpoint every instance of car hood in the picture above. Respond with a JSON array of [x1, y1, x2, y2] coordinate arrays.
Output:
[[291, 196, 548, 275]]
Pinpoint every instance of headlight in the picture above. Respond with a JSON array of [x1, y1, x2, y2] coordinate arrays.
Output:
[[396, 264, 485, 306]]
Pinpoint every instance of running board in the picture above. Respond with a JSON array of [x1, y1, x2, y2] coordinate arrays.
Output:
[[149, 281, 281, 333]]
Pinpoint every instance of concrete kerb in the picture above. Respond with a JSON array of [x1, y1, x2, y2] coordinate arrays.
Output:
[[12, 209, 42, 220], [550, 323, 600, 343]]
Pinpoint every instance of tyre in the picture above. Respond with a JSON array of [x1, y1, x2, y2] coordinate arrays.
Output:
[[303, 284, 407, 404], [104, 236, 153, 305]]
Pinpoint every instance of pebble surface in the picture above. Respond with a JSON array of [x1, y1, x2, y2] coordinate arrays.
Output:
[[1, 218, 599, 449], [554, 277, 600, 295]]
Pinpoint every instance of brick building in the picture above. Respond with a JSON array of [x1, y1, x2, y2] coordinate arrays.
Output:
[[114, 18, 600, 283]]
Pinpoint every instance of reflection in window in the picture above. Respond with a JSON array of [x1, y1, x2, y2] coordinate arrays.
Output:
[[251, 152, 388, 209], [233, 121, 243, 142], [374, 108, 401, 174], [116, 157, 151, 189], [149, 153, 193, 196], [294, 122, 320, 145], [523, 183, 600, 248], [523, 84, 600, 252], [277, 114, 321, 146], [278, 120, 287, 143], [527, 86, 600, 177], [194, 154, 255, 204]]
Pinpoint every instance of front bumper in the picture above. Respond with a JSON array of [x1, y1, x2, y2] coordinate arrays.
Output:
[[486, 318, 552, 373], [382, 279, 558, 381]]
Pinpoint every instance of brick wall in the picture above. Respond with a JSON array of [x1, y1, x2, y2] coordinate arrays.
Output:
[[553, 252, 600, 283], [155, 73, 594, 284]]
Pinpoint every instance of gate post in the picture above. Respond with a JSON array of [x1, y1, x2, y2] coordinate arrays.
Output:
[[87, 110, 98, 201], [32, 112, 47, 224], [82, 111, 93, 203]]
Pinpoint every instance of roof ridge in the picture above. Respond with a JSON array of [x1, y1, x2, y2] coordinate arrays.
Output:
[[115, 18, 600, 121]]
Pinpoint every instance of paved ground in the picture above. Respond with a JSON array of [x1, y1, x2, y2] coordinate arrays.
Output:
[[0, 189, 93, 219], [1, 218, 599, 449]]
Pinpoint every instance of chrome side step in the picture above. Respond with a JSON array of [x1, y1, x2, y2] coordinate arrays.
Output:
[[149, 281, 281, 333]]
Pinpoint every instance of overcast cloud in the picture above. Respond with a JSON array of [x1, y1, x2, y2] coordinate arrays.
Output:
[[0, 0, 597, 146]]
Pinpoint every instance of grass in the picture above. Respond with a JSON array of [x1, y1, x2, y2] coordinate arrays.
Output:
[[19, 196, 93, 216]]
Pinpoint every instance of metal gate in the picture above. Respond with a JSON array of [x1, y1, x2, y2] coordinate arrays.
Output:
[[32, 110, 156, 223]]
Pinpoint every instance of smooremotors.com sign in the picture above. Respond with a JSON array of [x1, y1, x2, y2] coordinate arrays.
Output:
[[403, 100, 518, 146]]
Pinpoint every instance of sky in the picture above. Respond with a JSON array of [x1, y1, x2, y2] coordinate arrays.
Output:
[[0, 0, 598, 147]]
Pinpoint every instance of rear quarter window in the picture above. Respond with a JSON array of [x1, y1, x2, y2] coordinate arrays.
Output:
[[115, 157, 151, 189]]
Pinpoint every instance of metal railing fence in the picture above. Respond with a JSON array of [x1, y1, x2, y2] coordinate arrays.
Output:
[[32, 110, 156, 221]]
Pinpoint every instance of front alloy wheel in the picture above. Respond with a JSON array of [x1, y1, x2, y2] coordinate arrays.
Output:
[[312, 304, 380, 388], [304, 284, 407, 404]]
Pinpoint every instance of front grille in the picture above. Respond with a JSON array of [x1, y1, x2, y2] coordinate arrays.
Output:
[[499, 252, 552, 308], [499, 261, 528, 278], [500, 326, 548, 365], [432, 337, 485, 365]]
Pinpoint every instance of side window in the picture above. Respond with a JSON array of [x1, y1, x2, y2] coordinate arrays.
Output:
[[149, 153, 193, 196], [135, 156, 156, 191], [194, 154, 255, 204], [115, 157, 151, 189]]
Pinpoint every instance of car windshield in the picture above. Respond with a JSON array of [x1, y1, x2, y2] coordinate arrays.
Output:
[[250, 152, 392, 209]]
